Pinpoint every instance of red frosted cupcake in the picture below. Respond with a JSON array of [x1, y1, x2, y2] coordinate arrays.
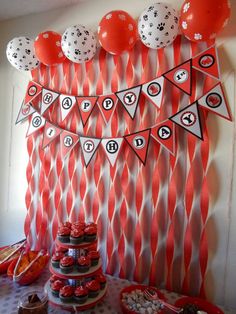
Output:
[[57, 226, 71, 243], [86, 280, 100, 298], [55, 246, 68, 254], [60, 256, 74, 274], [51, 280, 65, 297], [70, 228, 84, 245], [61, 221, 72, 229], [50, 275, 61, 284], [59, 285, 74, 303], [77, 256, 90, 273], [72, 221, 86, 230], [74, 286, 88, 304], [84, 225, 97, 242], [87, 250, 100, 266], [95, 274, 106, 290], [51, 252, 64, 268]]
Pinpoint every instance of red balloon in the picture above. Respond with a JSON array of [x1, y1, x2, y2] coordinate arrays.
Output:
[[34, 31, 66, 66], [98, 10, 138, 55], [180, 0, 231, 42]]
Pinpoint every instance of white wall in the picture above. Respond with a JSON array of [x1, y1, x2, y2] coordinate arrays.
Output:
[[0, 0, 235, 309]]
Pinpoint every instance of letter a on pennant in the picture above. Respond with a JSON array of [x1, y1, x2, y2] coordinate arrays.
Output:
[[59, 95, 76, 122], [76, 96, 98, 126], [26, 111, 46, 137], [115, 86, 142, 119], [101, 138, 123, 167], [80, 137, 101, 167], [142, 76, 164, 109], [60, 130, 79, 158], [41, 88, 59, 115], [24, 81, 42, 105], [169, 102, 203, 140], [163, 60, 192, 95], [97, 94, 118, 123], [192, 45, 220, 80], [124, 129, 151, 165], [151, 119, 175, 155], [197, 83, 231, 121], [42, 121, 62, 149]]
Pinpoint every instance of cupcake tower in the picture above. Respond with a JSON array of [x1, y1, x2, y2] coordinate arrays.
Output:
[[45, 221, 107, 311]]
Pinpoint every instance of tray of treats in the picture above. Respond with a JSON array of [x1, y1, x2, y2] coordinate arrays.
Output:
[[175, 296, 224, 314]]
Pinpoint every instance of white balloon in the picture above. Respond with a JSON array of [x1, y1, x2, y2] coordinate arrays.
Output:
[[138, 3, 179, 49], [61, 25, 97, 63], [6, 36, 39, 71]]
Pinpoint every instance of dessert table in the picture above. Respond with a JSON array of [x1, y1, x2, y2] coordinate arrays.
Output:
[[0, 268, 234, 314]]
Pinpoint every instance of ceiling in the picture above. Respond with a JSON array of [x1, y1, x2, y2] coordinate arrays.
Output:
[[0, 0, 83, 21]]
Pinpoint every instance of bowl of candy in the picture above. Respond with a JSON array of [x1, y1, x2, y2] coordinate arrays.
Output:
[[18, 289, 48, 314]]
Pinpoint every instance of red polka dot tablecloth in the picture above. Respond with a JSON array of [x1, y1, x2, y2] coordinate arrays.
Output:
[[0, 269, 234, 313]]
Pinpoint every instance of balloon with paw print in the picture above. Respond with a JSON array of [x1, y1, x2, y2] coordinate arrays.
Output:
[[138, 3, 179, 49], [61, 25, 97, 63], [6, 36, 39, 71]]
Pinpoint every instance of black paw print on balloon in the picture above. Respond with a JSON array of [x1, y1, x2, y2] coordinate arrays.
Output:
[[157, 22, 165, 31], [165, 32, 169, 36], [75, 49, 81, 55], [142, 35, 147, 40], [143, 14, 148, 21], [174, 16, 178, 24], [167, 11, 171, 16], [77, 31, 82, 37], [154, 11, 158, 17], [74, 40, 78, 44], [164, 15, 169, 19], [25, 49, 31, 55], [12, 53, 17, 58], [148, 6, 154, 12], [84, 30, 89, 35], [82, 41, 86, 45], [149, 23, 153, 27], [171, 25, 174, 29], [155, 37, 159, 41], [148, 31, 152, 36]]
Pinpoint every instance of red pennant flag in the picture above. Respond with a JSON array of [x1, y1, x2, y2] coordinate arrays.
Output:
[[26, 112, 46, 137], [76, 96, 98, 126], [60, 130, 79, 158], [151, 119, 175, 155], [42, 121, 62, 149], [97, 94, 118, 123], [163, 60, 192, 95], [124, 129, 151, 165], [197, 83, 232, 121], [16, 102, 36, 124], [169, 102, 203, 140], [192, 45, 220, 80], [24, 81, 42, 105]]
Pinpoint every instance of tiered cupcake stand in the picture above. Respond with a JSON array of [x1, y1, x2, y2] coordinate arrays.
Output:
[[45, 238, 107, 312]]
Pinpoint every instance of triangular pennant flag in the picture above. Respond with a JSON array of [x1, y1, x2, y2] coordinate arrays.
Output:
[[60, 130, 79, 158], [151, 119, 175, 155], [142, 76, 165, 109], [124, 129, 151, 165], [97, 94, 118, 123], [169, 102, 203, 140], [15, 102, 36, 124], [101, 138, 123, 166], [192, 45, 220, 80], [163, 60, 192, 95], [42, 121, 62, 149], [76, 96, 98, 126], [115, 85, 142, 119], [26, 112, 46, 137], [41, 88, 59, 115], [59, 95, 76, 122], [197, 83, 231, 121], [80, 137, 101, 167], [24, 81, 42, 105]]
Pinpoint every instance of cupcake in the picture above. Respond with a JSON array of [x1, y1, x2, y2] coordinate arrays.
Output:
[[55, 246, 68, 254], [61, 221, 72, 229], [77, 256, 91, 273], [88, 250, 100, 266], [72, 221, 86, 230], [57, 226, 71, 243], [95, 274, 106, 290], [84, 225, 97, 242], [51, 280, 65, 297], [60, 256, 74, 274], [70, 228, 84, 244], [49, 275, 61, 284], [74, 286, 88, 304], [86, 280, 100, 298], [59, 285, 74, 303], [51, 252, 64, 268]]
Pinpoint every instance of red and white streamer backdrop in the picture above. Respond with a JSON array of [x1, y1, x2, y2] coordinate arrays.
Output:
[[24, 35, 215, 297]]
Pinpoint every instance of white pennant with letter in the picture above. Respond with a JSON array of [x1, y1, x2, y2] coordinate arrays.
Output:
[[142, 76, 164, 108], [41, 88, 59, 114], [80, 137, 101, 167], [115, 86, 142, 119], [26, 111, 46, 137], [59, 95, 76, 122], [101, 138, 123, 166]]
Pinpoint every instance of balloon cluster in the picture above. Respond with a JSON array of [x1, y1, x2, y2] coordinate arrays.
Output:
[[6, 1, 230, 71]]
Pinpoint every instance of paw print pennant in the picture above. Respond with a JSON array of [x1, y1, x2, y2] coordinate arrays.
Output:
[[163, 59, 192, 95], [115, 86, 142, 119], [151, 119, 175, 155], [24, 81, 42, 105], [169, 102, 203, 140], [15, 101, 36, 124], [142, 76, 164, 109]]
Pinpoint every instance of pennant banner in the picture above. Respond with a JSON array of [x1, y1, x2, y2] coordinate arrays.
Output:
[[41, 88, 59, 115], [101, 138, 123, 167], [60, 130, 79, 158], [26, 111, 46, 137], [151, 119, 175, 155], [24, 81, 42, 105], [42, 121, 62, 149], [16, 102, 36, 124], [97, 94, 118, 123], [77, 96, 98, 126], [116, 86, 142, 119], [142, 76, 164, 109], [80, 137, 101, 167], [59, 95, 76, 122]]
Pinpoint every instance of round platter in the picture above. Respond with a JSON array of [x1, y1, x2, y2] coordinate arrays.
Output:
[[45, 279, 107, 311], [56, 238, 97, 249], [50, 259, 102, 280], [175, 296, 224, 314]]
